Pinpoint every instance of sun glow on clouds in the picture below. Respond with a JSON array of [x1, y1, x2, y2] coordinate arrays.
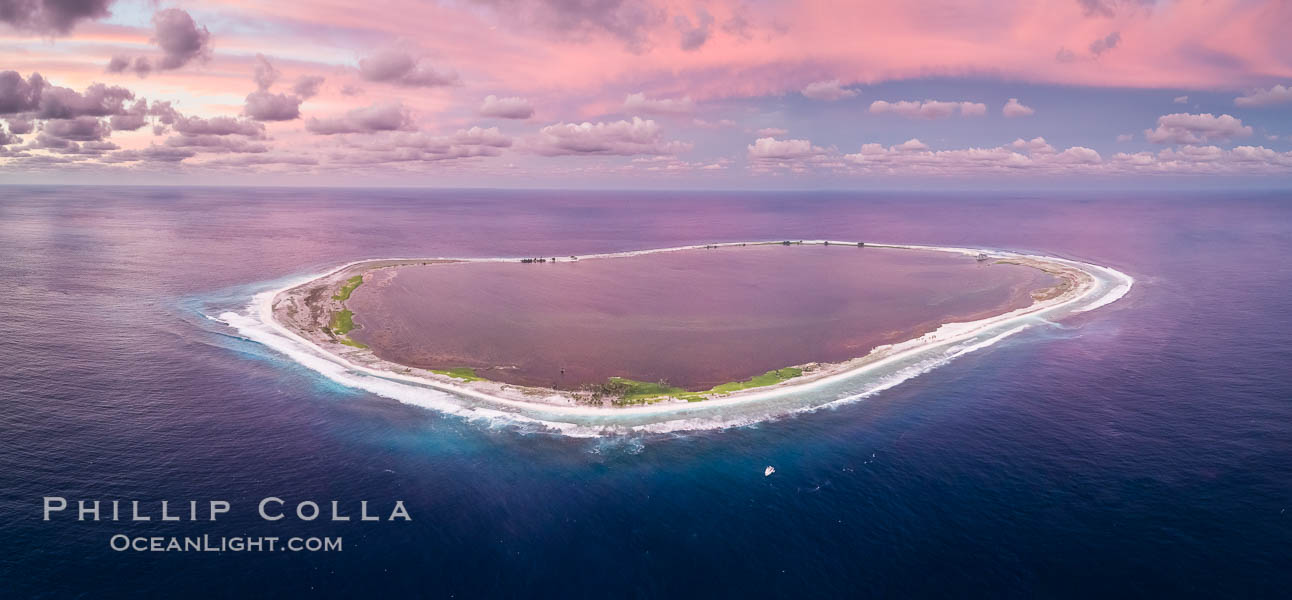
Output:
[[1, 0, 1291, 184]]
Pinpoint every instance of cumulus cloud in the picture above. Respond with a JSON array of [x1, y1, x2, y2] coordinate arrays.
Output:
[[1002, 98, 1035, 117], [243, 56, 309, 121], [0, 71, 46, 114], [1089, 31, 1120, 56], [306, 101, 412, 134], [41, 116, 109, 141], [173, 115, 265, 137], [1144, 113, 1253, 144], [152, 9, 211, 70], [35, 82, 134, 120], [326, 127, 512, 165], [674, 8, 713, 51], [479, 95, 534, 119], [801, 80, 857, 101], [530, 117, 690, 156], [106, 55, 151, 77], [6, 115, 33, 134], [292, 76, 325, 99], [164, 134, 268, 153], [1234, 84, 1292, 107], [747, 137, 824, 160], [623, 92, 694, 115], [359, 50, 458, 87], [103, 145, 196, 164], [0, 0, 112, 35], [244, 91, 301, 121], [869, 100, 986, 119]]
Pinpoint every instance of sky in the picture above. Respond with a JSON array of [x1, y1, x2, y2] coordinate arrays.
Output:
[[1, 0, 1291, 188]]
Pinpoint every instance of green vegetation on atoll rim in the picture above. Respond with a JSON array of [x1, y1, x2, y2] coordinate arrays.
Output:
[[593, 367, 806, 405], [338, 338, 368, 349], [329, 309, 356, 335], [430, 367, 485, 382], [332, 275, 364, 301], [706, 367, 803, 394]]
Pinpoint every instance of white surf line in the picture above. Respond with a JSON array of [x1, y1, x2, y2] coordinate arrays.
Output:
[[222, 241, 1134, 424]]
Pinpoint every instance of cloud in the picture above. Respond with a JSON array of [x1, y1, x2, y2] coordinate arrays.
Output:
[[292, 76, 325, 99], [869, 100, 986, 119], [173, 115, 265, 137], [1144, 113, 1253, 144], [623, 92, 694, 115], [103, 145, 196, 164], [244, 91, 302, 121], [801, 80, 856, 101], [1089, 31, 1120, 56], [479, 95, 534, 119], [152, 9, 212, 70], [41, 116, 109, 141], [5, 115, 33, 134], [674, 8, 713, 51], [35, 82, 134, 119], [756, 127, 788, 136], [1055, 146, 1102, 164], [252, 54, 279, 91], [472, 0, 665, 53], [1002, 98, 1035, 117], [106, 55, 152, 77], [164, 134, 269, 153], [1173, 95, 1189, 104], [530, 117, 690, 156], [0, 0, 113, 35], [1116, 133, 1134, 142], [359, 50, 458, 87], [328, 127, 513, 164], [1234, 84, 1292, 107], [243, 56, 308, 121], [0, 71, 46, 114], [306, 101, 412, 134], [747, 137, 824, 160], [1077, 0, 1115, 18]]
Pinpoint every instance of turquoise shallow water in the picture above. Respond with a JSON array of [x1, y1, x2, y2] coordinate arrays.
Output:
[[0, 187, 1288, 597]]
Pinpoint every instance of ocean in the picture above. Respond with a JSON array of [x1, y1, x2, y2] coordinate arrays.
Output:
[[0, 187, 1288, 597]]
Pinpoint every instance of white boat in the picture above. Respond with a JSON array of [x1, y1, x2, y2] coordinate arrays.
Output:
[[764, 466, 775, 477]]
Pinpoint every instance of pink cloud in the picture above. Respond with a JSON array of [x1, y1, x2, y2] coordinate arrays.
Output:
[[1144, 113, 1253, 145], [529, 117, 690, 156], [1234, 84, 1292, 107], [869, 100, 986, 119], [1002, 98, 1034, 117]]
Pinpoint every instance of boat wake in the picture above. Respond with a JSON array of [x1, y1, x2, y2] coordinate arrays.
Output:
[[212, 242, 1134, 438]]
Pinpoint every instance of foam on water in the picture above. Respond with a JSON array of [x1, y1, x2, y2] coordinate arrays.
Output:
[[214, 243, 1134, 437]]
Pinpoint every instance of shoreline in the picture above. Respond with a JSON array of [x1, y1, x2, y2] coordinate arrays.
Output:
[[220, 241, 1133, 430]]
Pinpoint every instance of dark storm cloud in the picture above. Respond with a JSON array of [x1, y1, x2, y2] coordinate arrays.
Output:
[[0, 0, 113, 35]]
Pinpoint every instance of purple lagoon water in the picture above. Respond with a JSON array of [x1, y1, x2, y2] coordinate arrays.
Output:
[[0, 187, 1288, 597], [348, 245, 1053, 389]]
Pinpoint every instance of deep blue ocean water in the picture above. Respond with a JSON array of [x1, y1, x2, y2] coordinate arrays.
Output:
[[0, 187, 1288, 598]]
